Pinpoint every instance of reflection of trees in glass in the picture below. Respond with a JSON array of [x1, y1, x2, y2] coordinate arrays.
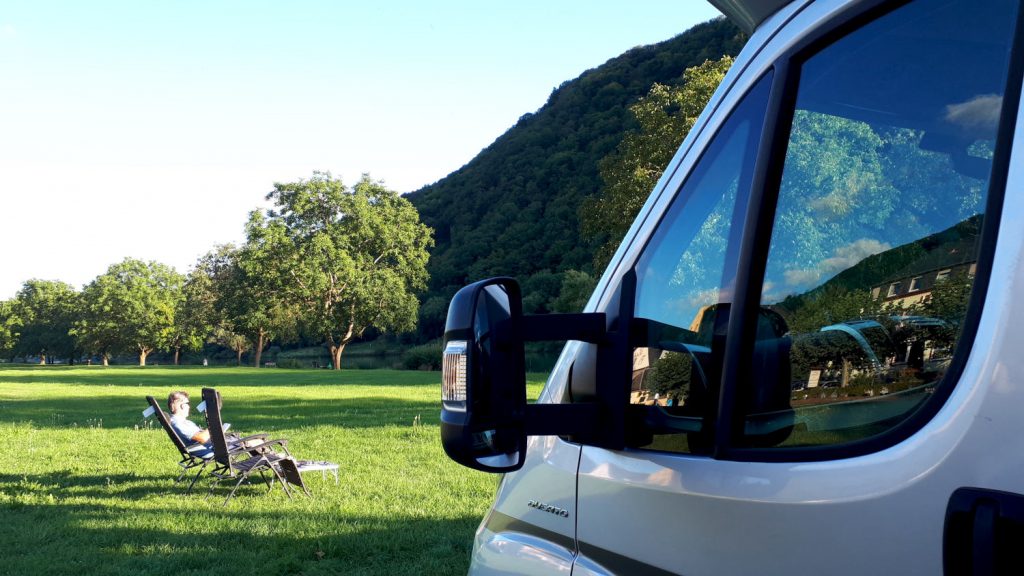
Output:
[[776, 285, 880, 334], [764, 111, 989, 301], [791, 331, 873, 383], [646, 351, 694, 405], [667, 188, 736, 309], [907, 272, 974, 351]]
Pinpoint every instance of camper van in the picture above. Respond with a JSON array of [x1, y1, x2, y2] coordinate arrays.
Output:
[[440, 0, 1024, 573]]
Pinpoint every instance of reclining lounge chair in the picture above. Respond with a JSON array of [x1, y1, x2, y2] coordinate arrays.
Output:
[[201, 387, 295, 505], [145, 395, 212, 493]]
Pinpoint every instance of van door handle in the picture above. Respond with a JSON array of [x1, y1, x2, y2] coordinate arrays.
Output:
[[944, 487, 1024, 574]]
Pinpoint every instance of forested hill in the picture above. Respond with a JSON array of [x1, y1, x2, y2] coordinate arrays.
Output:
[[407, 17, 745, 338]]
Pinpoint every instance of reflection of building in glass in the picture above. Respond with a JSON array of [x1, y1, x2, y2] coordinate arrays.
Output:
[[868, 222, 979, 309], [871, 261, 976, 309]]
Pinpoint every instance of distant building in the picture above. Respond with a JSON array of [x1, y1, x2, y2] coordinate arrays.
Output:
[[870, 226, 979, 310]]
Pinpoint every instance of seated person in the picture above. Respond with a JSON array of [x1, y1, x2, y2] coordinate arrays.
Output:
[[167, 391, 215, 458]]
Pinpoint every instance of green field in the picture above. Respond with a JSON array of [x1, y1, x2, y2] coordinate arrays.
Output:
[[0, 366, 547, 576]]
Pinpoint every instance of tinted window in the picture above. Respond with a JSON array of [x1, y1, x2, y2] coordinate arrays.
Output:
[[740, 0, 1019, 449], [628, 74, 772, 454]]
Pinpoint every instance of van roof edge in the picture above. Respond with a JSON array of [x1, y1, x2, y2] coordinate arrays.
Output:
[[707, 0, 794, 34]]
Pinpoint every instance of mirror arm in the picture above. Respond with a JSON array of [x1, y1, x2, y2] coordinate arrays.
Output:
[[524, 403, 600, 436], [522, 313, 607, 343]]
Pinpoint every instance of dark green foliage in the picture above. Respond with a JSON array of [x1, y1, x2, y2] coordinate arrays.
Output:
[[11, 280, 80, 363], [408, 18, 745, 339], [0, 300, 19, 359], [402, 340, 443, 371]]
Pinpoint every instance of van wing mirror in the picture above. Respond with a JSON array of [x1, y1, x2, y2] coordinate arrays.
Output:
[[440, 277, 528, 472], [440, 277, 616, 473]]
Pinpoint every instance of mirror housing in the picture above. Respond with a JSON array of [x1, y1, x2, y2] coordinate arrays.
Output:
[[440, 277, 528, 472]]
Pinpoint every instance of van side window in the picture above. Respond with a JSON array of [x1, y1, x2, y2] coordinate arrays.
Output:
[[628, 74, 772, 454], [740, 0, 1019, 449]]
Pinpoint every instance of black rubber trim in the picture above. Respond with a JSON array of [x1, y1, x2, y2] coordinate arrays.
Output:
[[714, 61, 794, 458], [576, 541, 682, 576], [482, 509, 577, 554], [722, 0, 1024, 462]]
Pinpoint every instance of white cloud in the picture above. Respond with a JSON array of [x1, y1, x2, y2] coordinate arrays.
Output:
[[783, 238, 891, 288], [945, 94, 1002, 136]]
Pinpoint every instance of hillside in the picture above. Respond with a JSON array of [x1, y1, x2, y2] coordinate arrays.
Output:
[[407, 18, 746, 338]]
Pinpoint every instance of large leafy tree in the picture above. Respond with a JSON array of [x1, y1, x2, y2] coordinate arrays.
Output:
[[187, 243, 297, 368], [231, 233, 299, 368], [168, 259, 221, 366], [12, 280, 80, 364], [581, 56, 734, 269], [250, 172, 433, 370], [0, 300, 20, 360], [78, 258, 184, 366]]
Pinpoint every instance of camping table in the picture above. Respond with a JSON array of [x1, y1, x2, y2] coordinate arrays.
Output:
[[277, 459, 339, 497], [295, 460, 340, 484]]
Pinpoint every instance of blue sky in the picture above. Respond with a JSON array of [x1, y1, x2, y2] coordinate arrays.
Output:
[[0, 1, 722, 299]]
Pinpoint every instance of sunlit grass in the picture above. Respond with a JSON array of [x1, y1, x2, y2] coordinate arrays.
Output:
[[0, 366, 547, 576]]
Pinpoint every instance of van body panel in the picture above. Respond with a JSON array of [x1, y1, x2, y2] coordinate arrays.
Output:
[[569, 0, 1024, 572], [470, 522, 573, 575], [470, 358, 581, 575], [460, 0, 1024, 572], [571, 94, 1024, 572]]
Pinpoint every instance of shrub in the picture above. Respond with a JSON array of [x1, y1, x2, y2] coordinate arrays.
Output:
[[403, 341, 443, 370]]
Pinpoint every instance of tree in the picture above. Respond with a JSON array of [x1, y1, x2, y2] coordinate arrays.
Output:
[[168, 262, 219, 365], [250, 172, 433, 370], [551, 270, 598, 313], [0, 299, 23, 361], [233, 229, 299, 368], [212, 326, 250, 366], [78, 259, 183, 366], [12, 280, 80, 364], [582, 56, 734, 269]]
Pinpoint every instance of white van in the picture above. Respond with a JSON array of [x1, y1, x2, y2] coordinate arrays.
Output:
[[440, 0, 1024, 573]]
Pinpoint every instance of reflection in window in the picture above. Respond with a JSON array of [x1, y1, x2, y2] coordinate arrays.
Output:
[[742, 0, 1018, 449], [628, 74, 772, 454]]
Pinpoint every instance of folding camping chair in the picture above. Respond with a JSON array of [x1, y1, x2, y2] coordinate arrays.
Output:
[[145, 395, 211, 493], [201, 387, 294, 505]]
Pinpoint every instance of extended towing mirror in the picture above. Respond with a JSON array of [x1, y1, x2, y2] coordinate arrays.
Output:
[[440, 277, 619, 473], [440, 278, 528, 472]]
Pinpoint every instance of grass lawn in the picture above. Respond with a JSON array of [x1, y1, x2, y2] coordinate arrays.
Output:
[[0, 366, 547, 576]]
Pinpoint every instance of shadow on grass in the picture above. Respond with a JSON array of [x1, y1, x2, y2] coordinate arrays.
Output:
[[0, 394, 441, 430], [0, 365, 439, 388], [0, 497, 479, 575], [0, 471, 195, 501], [0, 469, 318, 503]]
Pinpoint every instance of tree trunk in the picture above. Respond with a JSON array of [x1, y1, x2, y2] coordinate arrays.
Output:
[[39, 354, 46, 365], [102, 353, 110, 367], [254, 331, 265, 368], [236, 349, 243, 366], [331, 343, 345, 371], [139, 348, 149, 367], [174, 347, 181, 366]]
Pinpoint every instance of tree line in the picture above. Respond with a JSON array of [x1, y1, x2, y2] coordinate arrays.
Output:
[[3, 21, 749, 368], [0, 173, 433, 369], [406, 18, 747, 339]]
